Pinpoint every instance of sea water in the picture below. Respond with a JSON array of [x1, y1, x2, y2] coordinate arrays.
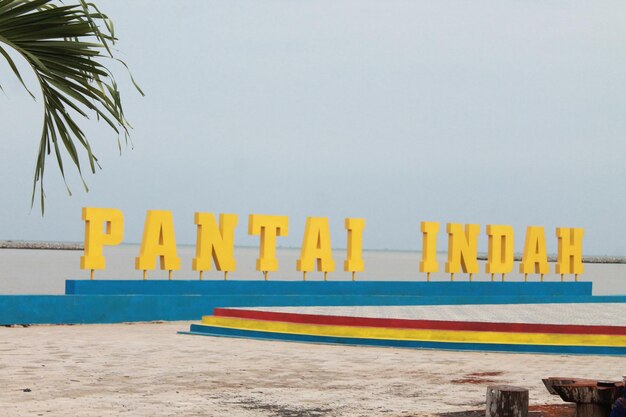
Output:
[[0, 245, 623, 295]]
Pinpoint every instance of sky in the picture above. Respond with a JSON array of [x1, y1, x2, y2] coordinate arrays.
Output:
[[1, 0, 626, 255]]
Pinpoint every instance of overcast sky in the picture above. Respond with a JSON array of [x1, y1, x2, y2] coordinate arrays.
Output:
[[1, 0, 625, 255]]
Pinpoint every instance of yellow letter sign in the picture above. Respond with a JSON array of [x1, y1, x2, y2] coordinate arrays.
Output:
[[419, 221, 439, 281], [485, 225, 514, 281], [248, 214, 289, 279], [344, 218, 365, 281], [80, 207, 124, 278], [519, 226, 549, 280], [297, 217, 336, 280], [135, 210, 181, 280], [445, 223, 479, 280], [192, 213, 238, 280], [556, 227, 584, 280]]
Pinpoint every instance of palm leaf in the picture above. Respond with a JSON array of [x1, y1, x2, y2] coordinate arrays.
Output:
[[0, 0, 143, 212]]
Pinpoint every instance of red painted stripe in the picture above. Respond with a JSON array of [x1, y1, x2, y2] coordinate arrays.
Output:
[[213, 308, 626, 335]]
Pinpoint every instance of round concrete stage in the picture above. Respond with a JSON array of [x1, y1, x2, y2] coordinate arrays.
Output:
[[183, 304, 626, 355]]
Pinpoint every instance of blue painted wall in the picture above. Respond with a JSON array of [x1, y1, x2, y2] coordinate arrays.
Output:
[[1, 290, 626, 324]]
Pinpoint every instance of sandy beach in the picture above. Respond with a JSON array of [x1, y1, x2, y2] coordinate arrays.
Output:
[[1, 321, 624, 417]]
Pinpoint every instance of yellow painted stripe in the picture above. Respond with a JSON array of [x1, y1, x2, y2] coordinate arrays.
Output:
[[200, 316, 626, 347]]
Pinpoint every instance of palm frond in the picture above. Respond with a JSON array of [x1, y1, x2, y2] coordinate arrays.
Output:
[[0, 0, 143, 212]]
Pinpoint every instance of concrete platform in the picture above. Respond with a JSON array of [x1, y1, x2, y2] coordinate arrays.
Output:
[[6, 280, 623, 325], [184, 303, 626, 355]]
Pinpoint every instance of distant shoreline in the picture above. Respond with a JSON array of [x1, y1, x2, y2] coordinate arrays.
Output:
[[0, 241, 624, 264], [475, 254, 626, 264], [0, 241, 83, 251]]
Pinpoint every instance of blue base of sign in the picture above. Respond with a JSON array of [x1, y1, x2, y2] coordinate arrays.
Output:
[[65, 280, 593, 297], [0, 280, 624, 325]]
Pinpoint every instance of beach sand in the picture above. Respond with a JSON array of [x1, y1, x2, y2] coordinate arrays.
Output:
[[1, 322, 624, 416]]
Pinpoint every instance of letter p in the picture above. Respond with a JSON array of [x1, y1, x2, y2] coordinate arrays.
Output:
[[80, 207, 124, 271]]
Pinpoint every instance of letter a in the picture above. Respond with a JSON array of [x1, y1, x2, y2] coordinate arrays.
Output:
[[135, 210, 181, 277], [519, 226, 549, 275], [297, 217, 336, 275]]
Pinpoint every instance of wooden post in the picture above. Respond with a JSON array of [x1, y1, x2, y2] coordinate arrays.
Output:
[[486, 385, 529, 417]]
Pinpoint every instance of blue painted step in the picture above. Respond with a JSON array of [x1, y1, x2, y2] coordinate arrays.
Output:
[[182, 324, 626, 356]]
